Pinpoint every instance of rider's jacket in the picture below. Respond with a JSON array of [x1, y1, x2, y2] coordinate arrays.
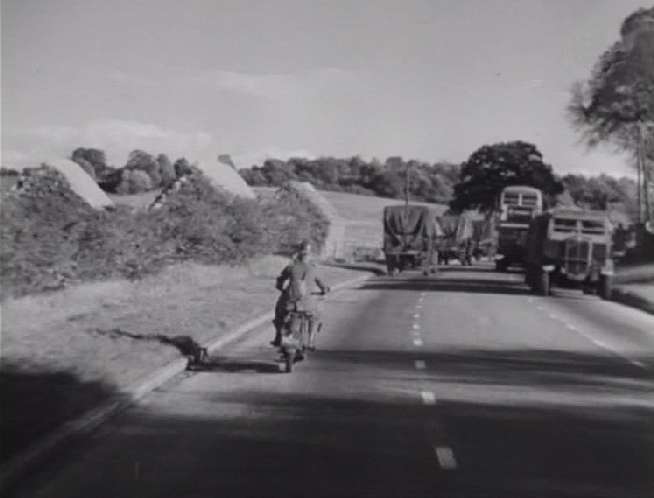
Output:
[[276, 260, 327, 313]]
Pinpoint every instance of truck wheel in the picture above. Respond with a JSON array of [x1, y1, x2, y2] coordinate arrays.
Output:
[[525, 266, 534, 288], [539, 270, 550, 296], [599, 275, 613, 300]]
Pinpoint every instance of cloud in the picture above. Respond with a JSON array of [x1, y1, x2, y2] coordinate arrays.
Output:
[[3, 119, 216, 166], [185, 67, 360, 101]]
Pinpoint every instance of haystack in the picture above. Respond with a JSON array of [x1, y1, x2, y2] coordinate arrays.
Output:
[[43, 159, 114, 209], [194, 160, 255, 199]]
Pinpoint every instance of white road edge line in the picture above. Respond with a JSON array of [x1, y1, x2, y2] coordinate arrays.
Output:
[[414, 360, 426, 370], [421, 391, 436, 405], [568, 324, 648, 370], [434, 446, 457, 470]]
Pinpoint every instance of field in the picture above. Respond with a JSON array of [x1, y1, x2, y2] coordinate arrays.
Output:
[[253, 187, 447, 254]]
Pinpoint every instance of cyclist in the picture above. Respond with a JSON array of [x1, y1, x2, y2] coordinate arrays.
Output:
[[272, 240, 329, 349]]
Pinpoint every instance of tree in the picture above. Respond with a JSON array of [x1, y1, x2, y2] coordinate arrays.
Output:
[[568, 7, 654, 155], [126, 149, 161, 187], [450, 141, 562, 212], [173, 157, 193, 178], [156, 153, 176, 186], [71, 147, 108, 179], [116, 169, 153, 194]]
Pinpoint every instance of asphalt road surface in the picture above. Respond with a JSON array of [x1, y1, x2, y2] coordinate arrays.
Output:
[[9, 265, 654, 498]]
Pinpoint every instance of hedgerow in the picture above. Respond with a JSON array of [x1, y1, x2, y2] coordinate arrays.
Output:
[[0, 167, 330, 299]]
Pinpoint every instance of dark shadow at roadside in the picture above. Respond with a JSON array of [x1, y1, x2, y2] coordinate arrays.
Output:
[[0, 362, 118, 466], [191, 356, 282, 374]]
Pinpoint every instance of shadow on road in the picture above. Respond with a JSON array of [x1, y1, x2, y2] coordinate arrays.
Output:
[[193, 356, 282, 374], [0, 362, 118, 465], [316, 347, 653, 390], [359, 275, 531, 295], [6, 346, 654, 498]]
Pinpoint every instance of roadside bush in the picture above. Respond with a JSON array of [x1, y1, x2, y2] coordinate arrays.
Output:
[[116, 169, 153, 194], [0, 168, 331, 299], [0, 167, 96, 297]]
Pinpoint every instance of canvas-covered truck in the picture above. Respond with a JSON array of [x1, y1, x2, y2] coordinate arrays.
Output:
[[383, 205, 442, 275], [525, 208, 615, 298], [436, 214, 475, 265]]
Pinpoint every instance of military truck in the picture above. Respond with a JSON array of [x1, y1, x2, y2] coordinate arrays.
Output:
[[494, 185, 543, 271], [436, 214, 475, 265], [383, 205, 442, 275], [525, 208, 615, 298]]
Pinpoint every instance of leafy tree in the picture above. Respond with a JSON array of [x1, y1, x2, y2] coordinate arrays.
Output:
[[156, 154, 176, 186], [116, 169, 153, 194], [126, 149, 161, 187], [568, 7, 654, 156], [450, 141, 563, 212], [71, 147, 108, 179], [173, 157, 193, 178]]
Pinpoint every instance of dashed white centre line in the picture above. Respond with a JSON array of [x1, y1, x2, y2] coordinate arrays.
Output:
[[412, 323, 421, 330], [413, 313, 420, 319], [415, 304, 423, 310], [421, 391, 436, 405], [414, 360, 426, 370], [434, 446, 457, 470], [413, 338, 424, 347]]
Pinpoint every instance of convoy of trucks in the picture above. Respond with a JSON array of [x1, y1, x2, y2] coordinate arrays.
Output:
[[381, 184, 624, 301]]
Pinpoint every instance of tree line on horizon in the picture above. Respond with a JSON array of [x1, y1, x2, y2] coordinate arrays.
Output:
[[237, 145, 639, 221]]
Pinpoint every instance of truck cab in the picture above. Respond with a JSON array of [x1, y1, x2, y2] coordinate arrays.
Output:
[[525, 208, 614, 298]]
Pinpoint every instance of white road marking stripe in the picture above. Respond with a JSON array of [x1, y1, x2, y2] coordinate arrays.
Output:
[[434, 446, 457, 470], [421, 391, 436, 405], [412, 323, 421, 330], [413, 313, 420, 319], [414, 360, 426, 370], [568, 326, 648, 370], [416, 304, 423, 310], [413, 338, 424, 347]]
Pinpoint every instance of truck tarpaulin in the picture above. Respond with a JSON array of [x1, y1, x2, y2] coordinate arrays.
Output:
[[383, 205, 442, 253]]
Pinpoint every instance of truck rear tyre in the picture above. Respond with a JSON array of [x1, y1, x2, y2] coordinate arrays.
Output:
[[539, 270, 550, 296], [285, 353, 293, 373], [599, 275, 613, 300]]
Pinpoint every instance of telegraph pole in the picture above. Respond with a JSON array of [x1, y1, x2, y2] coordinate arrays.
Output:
[[638, 122, 643, 224], [405, 161, 410, 208]]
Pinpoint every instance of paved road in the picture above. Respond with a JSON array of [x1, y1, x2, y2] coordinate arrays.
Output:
[[10, 266, 654, 498]]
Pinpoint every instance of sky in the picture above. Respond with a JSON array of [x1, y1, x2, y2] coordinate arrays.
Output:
[[1, 0, 649, 177]]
